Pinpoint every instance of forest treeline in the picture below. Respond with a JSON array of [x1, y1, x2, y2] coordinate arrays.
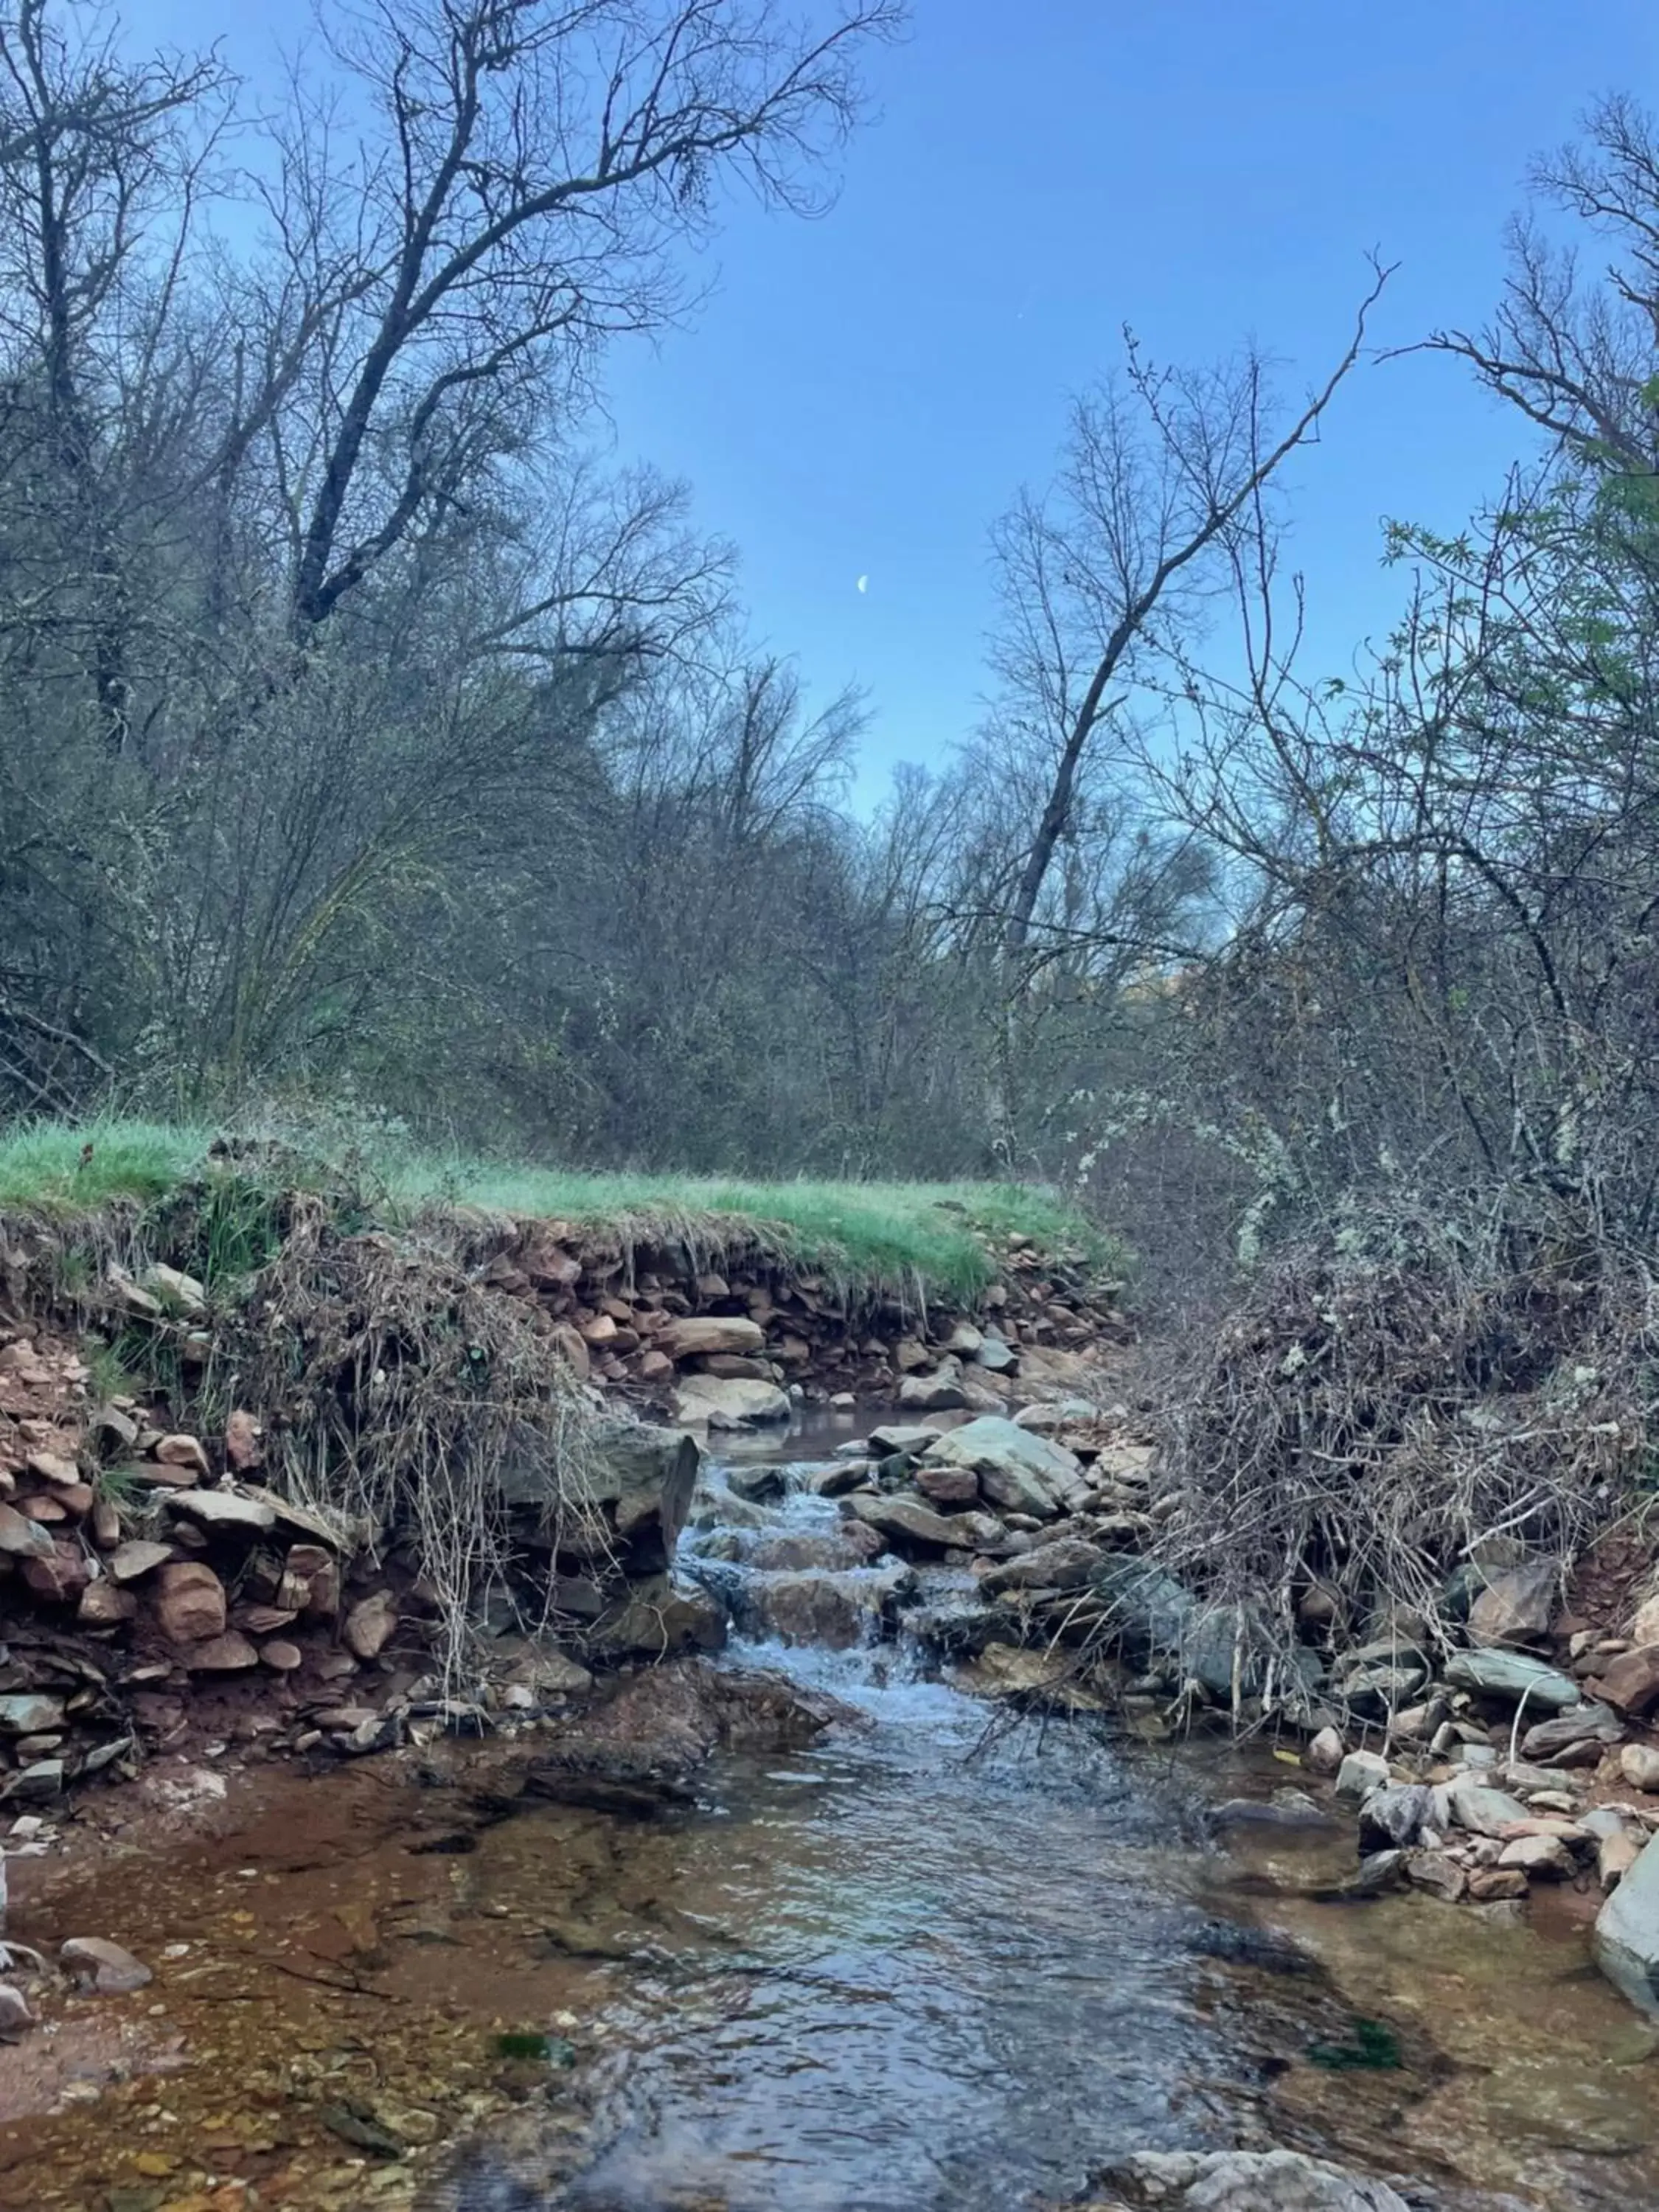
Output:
[[3, 0, 1659, 1310]]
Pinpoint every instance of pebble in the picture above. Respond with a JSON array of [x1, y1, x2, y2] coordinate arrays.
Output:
[[1620, 1743, 1659, 1793]]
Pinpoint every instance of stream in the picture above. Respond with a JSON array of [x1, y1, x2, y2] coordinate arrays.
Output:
[[445, 1422, 1659, 2212], [8, 1420, 1659, 2211]]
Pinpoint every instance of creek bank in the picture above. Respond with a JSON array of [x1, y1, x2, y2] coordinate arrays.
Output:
[[0, 1202, 1127, 1811]]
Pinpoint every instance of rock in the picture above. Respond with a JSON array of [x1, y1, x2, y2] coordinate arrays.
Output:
[[0, 1985, 32, 2033], [1091, 1556, 1197, 1660], [961, 1641, 1110, 1711], [1521, 1703, 1623, 1761], [344, 1591, 398, 1660], [1093, 2147, 1411, 2210], [77, 1580, 138, 1627], [699, 1351, 768, 1379], [1403, 1849, 1467, 1902], [737, 1565, 908, 1649], [1621, 1745, 1659, 1792], [0, 1696, 65, 1736], [153, 1434, 211, 1480], [1628, 1591, 1659, 1647], [1444, 1649, 1580, 1711], [1595, 1829, 1659, 2011], [1467, 1559, 1558, 1648], [1340, 1663, 1426, 1714], [1468, 1867, 1529, 1902], [21, 1542, 89, 1604], [893, 1337, 932, 1372], [1498, 1833, 1574, 1878], [722, 1461, 787, 1506], [588, 1576, 727, 1658], [978, 1535, 1107, 1596], [60, 1936, 151, 1993], [24, 1450, 79, 1486], [904, 1593, 1004, 1658], [139, 1263, 206, 1315], [1012, 1343, 1099, 1394], [746, 1528, 885, 1571], [223, 1411, 264, 1471], [549, 1323, 591, 1380], [260, 1640, 304, 1671], [1306, 1727, 1345, 1774], [501, 1644, 594, 1698], [0, 1503, 55, 1559], [1448, 1781, 1532, 1837], [187, 1630, 260, 1671], [866, 1425, 942, 1455], [913, 1462, 981, 1507], [239, 1489, 348, 1550], [672, 1376, 791, 1430], [846, 1492, 964, 1554], [1334, 1750, 1390, 1803], [153, 1561, 228, 1644], [5, 1760, 63, 1801], [1595, 1646, 1659, 1717], [658, 1316, 765, 1362], [535, 1420, 700, 1574], [922, 1416, 1085, 1517], [165, 1487, 277, 1537], [1599, 1823, 1645, 1892], [897, 1367, 968, 1412], [1358, 1784, 1431, 1850]]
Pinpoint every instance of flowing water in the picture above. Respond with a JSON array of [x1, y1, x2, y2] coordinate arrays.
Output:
[[10, 1425, 1659, 2211], [443, 1430, 1659, 2212]]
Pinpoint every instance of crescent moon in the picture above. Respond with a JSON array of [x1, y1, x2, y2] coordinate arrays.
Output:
[[856, 574, 869, 594]]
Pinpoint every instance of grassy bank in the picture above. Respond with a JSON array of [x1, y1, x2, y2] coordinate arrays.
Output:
[[0, 1118, 1123, 1304]]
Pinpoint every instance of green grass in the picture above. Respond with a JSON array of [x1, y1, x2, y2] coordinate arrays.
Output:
[[0, 1116, 1127, 1302]]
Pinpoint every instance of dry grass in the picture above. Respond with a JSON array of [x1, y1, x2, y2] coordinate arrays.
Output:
[[1151, 1209, 1658, 1666]]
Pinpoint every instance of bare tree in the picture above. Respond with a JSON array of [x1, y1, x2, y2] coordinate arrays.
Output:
[[970, 266, 1390, 1161], [259, 0, 902, 636], [1426, 94, 1659, 470]]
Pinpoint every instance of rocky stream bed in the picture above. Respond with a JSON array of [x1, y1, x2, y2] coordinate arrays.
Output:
[[4, 1413, 1659, 2211]]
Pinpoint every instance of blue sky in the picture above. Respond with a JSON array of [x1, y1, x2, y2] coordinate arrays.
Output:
[[600, 0, 1659, 799], [128, 0, 1659, 801]]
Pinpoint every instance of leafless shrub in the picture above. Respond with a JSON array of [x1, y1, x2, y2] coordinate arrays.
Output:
[[219, 1206, 611, 1687], [1152, 1205, 1659, 1659]]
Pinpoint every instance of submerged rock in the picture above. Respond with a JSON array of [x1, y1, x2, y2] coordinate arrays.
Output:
[[60, 1935, 151, 1993], [1085, 2146, 1411, 2210]]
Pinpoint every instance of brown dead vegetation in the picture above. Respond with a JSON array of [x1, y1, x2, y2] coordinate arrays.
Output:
[[1152, 1211, 1659, 1659]]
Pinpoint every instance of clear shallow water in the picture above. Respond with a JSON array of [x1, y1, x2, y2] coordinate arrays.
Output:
[[546, 1655, 1237, 2211], [439, 1445, 1659, 2212], [440, 1450, 1289, 2209]]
